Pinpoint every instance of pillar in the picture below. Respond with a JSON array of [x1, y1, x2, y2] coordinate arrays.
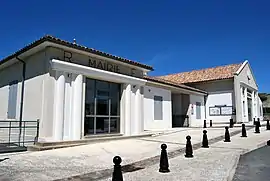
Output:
[[240, 86, 244, 121], [244, 87, 248, 122], [251, 91, 255, 120], [134, 86, 142, 134], [140, 87, 144, 132], [71, 74, 83, 140], [124, 84, 131, 136], [53, 71, 65, 141]]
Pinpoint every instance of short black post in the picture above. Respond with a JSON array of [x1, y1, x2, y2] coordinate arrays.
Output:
[[229, 118, 234, 128], [185, 135, 193, 158], [112, 156, 123, 181], [241, 124, 247, 137], [224, 126, 231, 142], [255, 121, 260, 134], [210, 120, 212, 127], [253, 118, 256, 125], [266, 120, 270, 130], [159, 144, 170, 173], [203, 120, 207, 128], [202, 130, 209, 148], [257, 118, 261, 127]]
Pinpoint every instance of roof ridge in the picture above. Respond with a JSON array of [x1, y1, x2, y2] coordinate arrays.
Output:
[[157, 62, 244, 77]]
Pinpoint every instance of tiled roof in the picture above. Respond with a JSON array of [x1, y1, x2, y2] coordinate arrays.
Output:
[[0, 35, 154, 70], [144, 76, 207, 94], [155, 63, 243, 84]]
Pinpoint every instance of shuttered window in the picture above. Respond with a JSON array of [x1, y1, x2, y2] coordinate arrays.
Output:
[[154, 96, 163, 120], [7, 81, 18, 119]]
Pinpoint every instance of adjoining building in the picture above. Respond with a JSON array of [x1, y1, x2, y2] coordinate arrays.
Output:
[[156, 61, 264, 125], [0, 35, 263, 143]]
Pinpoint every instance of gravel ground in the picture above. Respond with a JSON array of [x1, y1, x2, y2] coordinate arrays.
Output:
[[100, 128, 270, 181]]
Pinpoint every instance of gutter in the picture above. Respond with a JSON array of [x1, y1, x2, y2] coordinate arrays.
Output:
[[16, 57, 26, 146]]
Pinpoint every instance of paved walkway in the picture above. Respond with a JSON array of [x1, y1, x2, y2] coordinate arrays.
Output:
[[0, 127, 245, 181], [100, 127, 270, 181]]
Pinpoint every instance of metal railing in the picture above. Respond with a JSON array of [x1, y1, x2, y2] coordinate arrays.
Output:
[[0, 119, 39, 152]]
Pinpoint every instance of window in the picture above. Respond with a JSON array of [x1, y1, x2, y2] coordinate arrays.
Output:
[[7, 81, 18, 119], [154, 96, 163, 120], [196, 102, 201, 119]]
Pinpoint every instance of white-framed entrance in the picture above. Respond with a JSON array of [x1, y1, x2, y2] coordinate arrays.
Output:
[[240, 82, 258, 123], [50, 59, 146, 141]]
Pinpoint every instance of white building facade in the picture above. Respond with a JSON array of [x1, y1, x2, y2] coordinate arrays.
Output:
[[0, 36, 262, 143]]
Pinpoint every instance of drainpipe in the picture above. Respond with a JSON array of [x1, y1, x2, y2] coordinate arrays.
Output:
[[16, 57, 26, 146]]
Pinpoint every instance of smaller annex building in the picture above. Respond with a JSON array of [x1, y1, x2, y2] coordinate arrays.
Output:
[[0, 36, 263, 142]]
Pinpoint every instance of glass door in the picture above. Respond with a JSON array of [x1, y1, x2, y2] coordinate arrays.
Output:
[[84, 78, 120, 135]]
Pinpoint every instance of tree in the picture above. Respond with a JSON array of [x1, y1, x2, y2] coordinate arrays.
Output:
[[259, 93, 268, 102]]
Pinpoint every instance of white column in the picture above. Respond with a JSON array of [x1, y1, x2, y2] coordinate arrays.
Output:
[[244, 87, 248, 122], [251, 91, 255, 120], [53, 71, 65, 141], [240, 86, 244, 121], [134, 86, 142, 134], [124, 84, 131, 136], [71, 74, 83, 140], [140, 87, 144, 132], [255, 92, 258, 118]]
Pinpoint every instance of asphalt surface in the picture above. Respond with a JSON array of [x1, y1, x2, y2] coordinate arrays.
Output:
[[233, 145, 270, 181]]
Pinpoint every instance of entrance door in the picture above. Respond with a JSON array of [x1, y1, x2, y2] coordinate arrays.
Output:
[[84, 79, 120, 135]]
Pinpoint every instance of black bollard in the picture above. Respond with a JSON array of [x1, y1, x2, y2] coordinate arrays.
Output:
[[253, 118, 256, 125], [257, 118, 261, 127], [159, 144, 170, 173], [224, 126, 231, 142], [210, 120, 213, 127], [255, 121, 260, 133], [185, 135, 193, 158], [267, 120, 270, 130], [203, 120, 207, 128], [202, 130, 209, 148], [229, 118, 234, 128], [112, 156, 123, 181], [241, 124, 247, 137]]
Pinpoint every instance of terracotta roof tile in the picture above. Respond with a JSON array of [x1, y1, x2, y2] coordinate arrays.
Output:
[[144, 76, 207, 94], [0, 35, 154, 71], [155, 63, 243, 84]]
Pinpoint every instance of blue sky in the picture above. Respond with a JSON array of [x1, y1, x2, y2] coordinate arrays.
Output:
[[0, 0, 269, 92]]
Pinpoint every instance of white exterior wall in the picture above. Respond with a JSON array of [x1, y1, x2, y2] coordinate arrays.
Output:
[[189, 94, 205, 127], [205, 91, 235, 123], [188, 79, 235, 124], [0, 50, 55, 141], [144, 85, 172, 130]]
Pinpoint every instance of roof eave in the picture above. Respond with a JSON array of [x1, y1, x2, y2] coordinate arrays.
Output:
[[0, 35, 154, 71]]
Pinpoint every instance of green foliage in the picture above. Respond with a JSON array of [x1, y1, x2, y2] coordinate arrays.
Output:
[[259, 93, 268, 102]]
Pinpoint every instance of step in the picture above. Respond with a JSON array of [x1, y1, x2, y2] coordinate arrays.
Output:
[[27, 133, 154, 151]]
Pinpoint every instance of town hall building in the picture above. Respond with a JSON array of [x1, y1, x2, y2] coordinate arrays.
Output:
[[0, 35, 263, 142]]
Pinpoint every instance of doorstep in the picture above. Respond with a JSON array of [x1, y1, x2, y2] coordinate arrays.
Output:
[[27, 132, 155, 151]]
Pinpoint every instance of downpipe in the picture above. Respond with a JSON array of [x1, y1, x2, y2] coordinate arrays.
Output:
[[16, 57, 26, 146]]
